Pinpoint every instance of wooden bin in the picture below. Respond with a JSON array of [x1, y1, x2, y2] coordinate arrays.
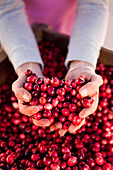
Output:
[[0, 24, 113, 85]]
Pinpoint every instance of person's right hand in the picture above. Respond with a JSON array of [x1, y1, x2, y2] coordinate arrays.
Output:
[[12, 62, 51, 127]]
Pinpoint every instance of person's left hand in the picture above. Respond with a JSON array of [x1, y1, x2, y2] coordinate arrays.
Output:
[[50, 61, 103, 136]]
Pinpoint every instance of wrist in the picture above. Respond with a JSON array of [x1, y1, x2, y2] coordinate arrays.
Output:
[[69, 60, 95, 71], [16, 62, 43, 77]]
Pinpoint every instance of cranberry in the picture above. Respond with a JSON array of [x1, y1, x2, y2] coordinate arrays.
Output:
[[25, 69, 32, 76], [58, 115, 66, 123], [35, 78, 43, 85], [52, 156, 60, 163], [50, 163, 60, 170], [79, 162, 90, 170], [47, 86, 55, 96], [86, 158, 95, 167], [81, 97, 94, 108], [31, 154, 40, 162], [95, 156, 105, 165], [72, 115, 82, 126], [63, 121, 71, 130], [41, 84, 47, 91], [67, 156, 77, 166], [51, 77, 59, 87], [43, 156, 51, 166], [69, 104, 77, 112], [61, 108, 70, 116], [33, 84, 40, 92], [24, 82, 32, 91], [52, 98, 59, 107], [44, 77, 50, 85], [33, 112, 42, 120], [39, 97, 46, 105], [102, 163, 111, 170], [6, 155, 14, 165], [44, 103, 53, 110], [27, 75, 36, 83], [61, 161, 67, 169], [94, 166, 102, 170]]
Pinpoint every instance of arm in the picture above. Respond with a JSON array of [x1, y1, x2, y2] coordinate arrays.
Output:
[[0, 0, 50, 125], [0, 0, 43, 71], [57, 0, 109, 136], [65, 0, 109, 68]]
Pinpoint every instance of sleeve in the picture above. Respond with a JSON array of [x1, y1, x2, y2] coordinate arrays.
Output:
[[0, 0, 44, 71], [65, 0, 109, 68]]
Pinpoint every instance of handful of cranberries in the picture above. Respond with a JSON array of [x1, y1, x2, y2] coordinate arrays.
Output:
[[24, 69, 94, 129]]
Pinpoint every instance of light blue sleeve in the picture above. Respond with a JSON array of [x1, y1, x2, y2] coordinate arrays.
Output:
[[0, 0, 44, 71], [65, 0, 109, 68]]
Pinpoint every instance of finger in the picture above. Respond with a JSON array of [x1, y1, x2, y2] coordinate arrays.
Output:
[[12, 76, 31, 102], [69, 118, 85, 133], [58, 129, 67, 137], [50, 122, 62, 132], [32, 118, 51, 127], [79, 75, 103, 97], [18, 99, 40, 116], [50, 125, 56, 131], [79, 94, 98, 118], [15, 87, 31, 102]]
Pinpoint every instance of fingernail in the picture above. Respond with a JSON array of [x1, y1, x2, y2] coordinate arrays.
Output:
[[79, 88, 87, 97], [50, 125, 56, 131], [23, 93, 29, 101]]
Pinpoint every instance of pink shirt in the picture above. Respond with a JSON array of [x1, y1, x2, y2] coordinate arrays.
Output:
[[24, 0, 78, 35]]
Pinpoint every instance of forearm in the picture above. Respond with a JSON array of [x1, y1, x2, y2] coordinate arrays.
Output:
[[65, 0, 109, 69], [0, 0, 43, 71]]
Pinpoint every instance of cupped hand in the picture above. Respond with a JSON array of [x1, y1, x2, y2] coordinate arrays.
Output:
[[52, 61, 103, 136], [12, 62, 50, 127]]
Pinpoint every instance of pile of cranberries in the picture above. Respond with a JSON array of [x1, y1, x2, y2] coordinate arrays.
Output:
[[24, 70, 93, 129], [0, 41, 113, 170], [39, 41, 67, 79]]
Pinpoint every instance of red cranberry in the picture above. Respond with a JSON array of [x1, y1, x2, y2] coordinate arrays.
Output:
[[6, 155, 14, 165], [81, 97, 94, 108], [39, 97, 46, 105], [95, 156, 105, 165], [72, 115, 82, 126], [43, 156, 51, 166], [102, 163, 111, 170], [67, 156, 77, 166], [24, 82, 32, 91], [51, 77, 59, 87], [33, 112, 42, 120], [44, 103, 53, 110], [50, 163, 60, 170], [61, 161, 67, 169], [86, 157, 95, 167], [25, 69, 32, 76], [52, 98, 59, 107], [47, 86, 55, 96], [69, 104, 77, 112], [27, 75, 36, 83], [61, 108, 70, 116]]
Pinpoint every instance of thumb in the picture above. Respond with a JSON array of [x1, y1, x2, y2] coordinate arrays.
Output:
[[12, 77, 31, 102], [15, 88, 31, 102], [79, 74, 103, 97], [32, 118, 51, 127]]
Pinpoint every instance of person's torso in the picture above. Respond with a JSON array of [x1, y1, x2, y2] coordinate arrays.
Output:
[[23, 0, 78, 35]]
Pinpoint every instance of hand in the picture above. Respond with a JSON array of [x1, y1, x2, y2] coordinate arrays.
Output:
[[52, 60, 103, 136], [12, 62, 50, 127]]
